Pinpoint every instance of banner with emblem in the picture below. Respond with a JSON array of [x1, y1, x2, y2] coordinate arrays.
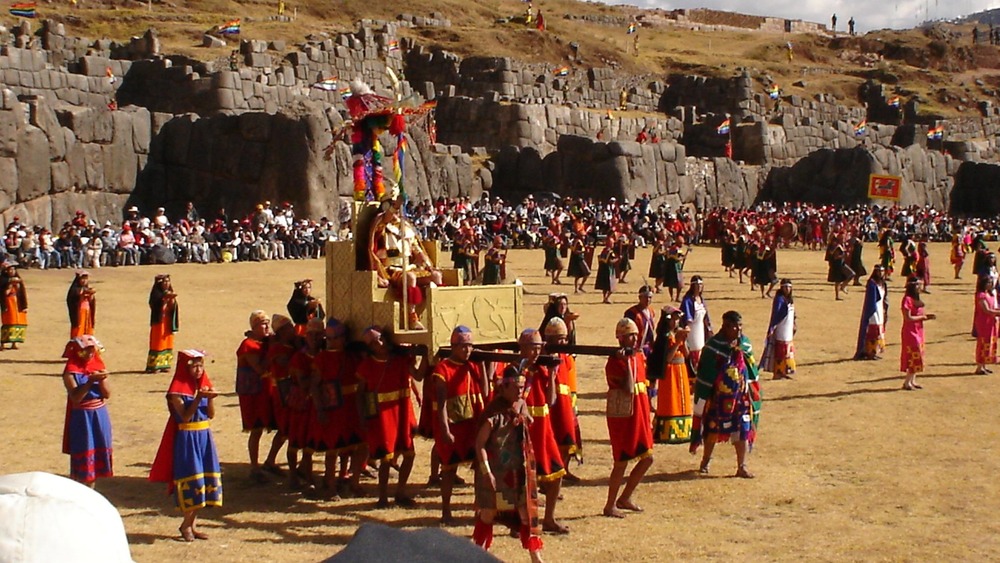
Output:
[[867, 174, 902, 201]]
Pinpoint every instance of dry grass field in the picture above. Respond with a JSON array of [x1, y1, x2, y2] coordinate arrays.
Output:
[[2, 242, 999, 561]]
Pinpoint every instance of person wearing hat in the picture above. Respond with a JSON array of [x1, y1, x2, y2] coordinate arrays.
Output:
[[516, 328, 569, 533], [236, 311, 283, 483], [648, 306, 692, 444], [472, 365, 544, 562], [312, 317, 365, 496], [146, 274, 179, 373], [691, 310, 759, 478], [0, 262, 28, 350], [430, 325, 488, 524], [854, 266, 889, 361], [287, 279, 325, 337], [368, 186, 443, 330], [61, 335, 112, 488], [67, 270, 96, 339], [900, 277, 936, 390], [603, 318, 654, 518], [542, 317, 582, 484], [761, 279, 797, 380], [356, 326, 427, 508], [285, 318, 326, 494], [149, 349, 221, 541]]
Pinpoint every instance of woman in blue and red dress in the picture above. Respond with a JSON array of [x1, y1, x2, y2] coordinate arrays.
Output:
[[150, 349, 222, 542], [61, 335, 113, 487]]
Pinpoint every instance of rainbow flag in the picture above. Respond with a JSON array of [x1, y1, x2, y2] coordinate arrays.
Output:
[[9, 2, 36, 17], [312, 77, 338, 91], [387, 40, 400, 52], [927, 125, 944, 140], [768, 84, 780, 100], [716, 118, 730, 135], [854, 119, 867, 137], [627, 23, 636, 34], [887, 96, 901, 107], [339, 86, 352, 100], [553, 66, 569, 77], [217, 18, 241, 35]]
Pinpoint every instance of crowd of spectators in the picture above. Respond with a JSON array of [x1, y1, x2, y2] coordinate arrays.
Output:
[[1, 201, 351, 270], [2, 193, 996, 270]]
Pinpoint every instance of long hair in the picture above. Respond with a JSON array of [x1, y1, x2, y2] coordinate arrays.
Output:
[[904, 277, 921, 300]]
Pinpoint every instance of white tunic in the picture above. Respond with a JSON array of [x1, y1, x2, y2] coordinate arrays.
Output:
[[774, 303, 795, 342], [868, 285, 885, 326], [686, 299, 707, 351]]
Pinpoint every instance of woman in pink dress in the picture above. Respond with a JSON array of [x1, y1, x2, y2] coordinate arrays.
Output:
[[973, 276, 1000, 375], [900, 278, 936, 390]]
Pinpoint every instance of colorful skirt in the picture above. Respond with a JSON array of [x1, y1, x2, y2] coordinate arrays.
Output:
[[66, 405, 113, 483], [772, 340, 796, 377], [1, 319, 26, 344], [865, 324, 885, 358], [146, 320, 174, 372], [653, 361, 693, 444], [173, 423, 223, 512], [900, 340, 925, 373], [976, 335, 997, 365]]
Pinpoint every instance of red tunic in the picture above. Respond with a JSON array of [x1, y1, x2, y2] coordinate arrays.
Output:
[[549, 354, 579, 453], [266, 341, 296, 436], [605, 353, 654, 462], [236, 336, 275, 431], [311, 349, 363, 453], [286, 349, 316, 450], [523, 364, 565, 481], [356, 355, 416, 461], [431, 358, 486, 468]]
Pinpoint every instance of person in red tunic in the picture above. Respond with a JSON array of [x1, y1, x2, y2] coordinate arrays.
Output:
[[265, 314, 296, 480], [517, 328, 568, 534], [311, 317, 364, 497], [235, 310, 284, 483], [356, 326, 428, 508], [286, 318, 324, 494], [603, 318, 654, 518], [431, 325, 488, 523], [542, 317, 581, 484]]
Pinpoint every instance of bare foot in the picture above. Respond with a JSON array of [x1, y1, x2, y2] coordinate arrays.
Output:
[[616, 498, 643, 512], [602, 507, 625, 518], [542, 520, 570, 534]]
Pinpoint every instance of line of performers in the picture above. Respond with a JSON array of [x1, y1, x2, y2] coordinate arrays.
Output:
[[226, 300, 764, 558]]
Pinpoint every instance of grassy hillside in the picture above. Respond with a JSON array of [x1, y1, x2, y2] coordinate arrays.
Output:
[[28, 0, 1000, 117]]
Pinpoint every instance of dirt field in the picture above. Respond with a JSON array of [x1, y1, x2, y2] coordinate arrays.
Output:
[[2, 242, 999, 562]]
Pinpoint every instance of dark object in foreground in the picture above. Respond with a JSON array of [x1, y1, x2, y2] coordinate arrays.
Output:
[[325, 522, 502, 563]]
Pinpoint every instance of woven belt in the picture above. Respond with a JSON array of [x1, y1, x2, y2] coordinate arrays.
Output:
[[634, 381, 647, 394], [378, 388, 411, 404], [179, 420, 210, 431], [527, 404, 550, 417], [557, 383, 571, 396]]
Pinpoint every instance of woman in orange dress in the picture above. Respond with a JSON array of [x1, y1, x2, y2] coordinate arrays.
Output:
[[649, 306, 693, 444], [67, 270, 96, 338], [146, 274, 179, 373], [0, 263, 28, 349]]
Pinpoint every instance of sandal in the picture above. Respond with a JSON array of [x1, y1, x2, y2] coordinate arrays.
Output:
[[735, 466, 755, 479], [542, 521, 570, 534], [615, 499, 643, 512], [192, 530, 209, 540], [179, 527, 195, 542], [602, 507, 625, 519], [699, 461, 710, 474]]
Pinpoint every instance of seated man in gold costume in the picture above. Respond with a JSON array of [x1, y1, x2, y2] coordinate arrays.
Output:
[[369, 188, 443, 330]]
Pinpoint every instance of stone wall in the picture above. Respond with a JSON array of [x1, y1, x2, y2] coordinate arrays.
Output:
[[435, 96, 681, 156], [0, 88, 148, 229]]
